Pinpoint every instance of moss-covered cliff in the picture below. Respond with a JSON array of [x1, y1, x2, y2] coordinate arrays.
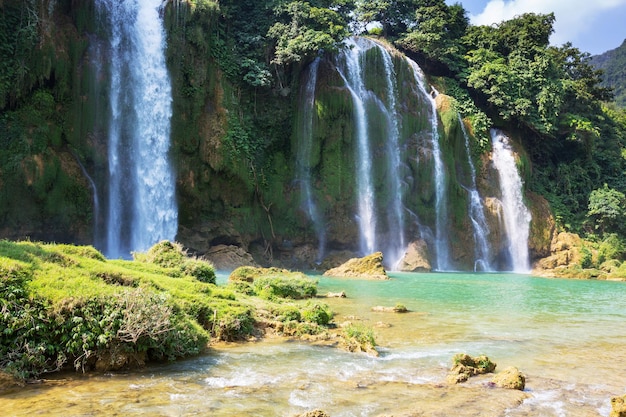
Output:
[[2, 0, 615, 272]]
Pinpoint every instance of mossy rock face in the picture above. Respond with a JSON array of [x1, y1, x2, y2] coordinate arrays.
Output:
[[323, 252, 388, 280]]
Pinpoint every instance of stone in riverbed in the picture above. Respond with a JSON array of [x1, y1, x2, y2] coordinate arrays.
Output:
[[611, 394, 626, 417], [446, 353, 497, 384], [323, 252, 388, 280], [204, 244, 258, 271], [491, 366, 526, 390]]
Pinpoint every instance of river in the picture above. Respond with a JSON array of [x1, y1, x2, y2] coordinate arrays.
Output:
[[3, 272, 625, 416]]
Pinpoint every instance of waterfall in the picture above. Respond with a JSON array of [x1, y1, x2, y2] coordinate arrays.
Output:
[[376, 43, 405, 269], [490, 130, 532, 272], [405, 58, 451, 271], [97, 0, 177, 258], [459, 119, 493, 271], [74, 153, 101, 247], [297, 58, 326, 262], [336, 37, 377, 255]]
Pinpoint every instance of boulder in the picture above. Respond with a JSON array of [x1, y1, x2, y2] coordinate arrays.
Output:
[[371, 304, 408, 313], [323, 252, 388, 280], [611, 394, 626, 417], [205, 244, 258, 271], [397, 240, 432, 272], [491, 366, 525, 390]]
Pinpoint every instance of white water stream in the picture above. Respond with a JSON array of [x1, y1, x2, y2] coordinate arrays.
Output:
[[491, 129, 532, 272], [97, 0, 177, 258]]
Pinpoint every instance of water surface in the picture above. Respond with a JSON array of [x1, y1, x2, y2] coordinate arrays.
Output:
[[3, 272, 625, 416]]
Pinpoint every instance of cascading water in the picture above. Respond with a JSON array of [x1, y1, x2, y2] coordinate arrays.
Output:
[[490, 130, 532, 272], [459, 119, 493, 271], [297, 58, 326, 262], [376, 43, 405, 269], [405, 58, 451, 271], [336, 37, 377, 255], [97, 0, 177, 258]]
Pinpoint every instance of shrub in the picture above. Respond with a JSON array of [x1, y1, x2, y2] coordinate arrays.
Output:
[[598, 233, 625, 264], [181, 258, 216, 284], [253, 275, 317, 300], [301, 302, 332, 325], [341, 323, 376, 354], [134, 241, 185, 268]]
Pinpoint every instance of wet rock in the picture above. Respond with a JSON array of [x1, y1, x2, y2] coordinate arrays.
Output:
[[323, 252, 388, 280], [95, 351, 146, 372], [492, 366, 525, 390], [326, 291, 346, 298], [611, 394, 626, 417], [204, 244, 258, 271], [447, 353, 496, 384], [371, 304, 408, 313], [397, 240, 431, 272]]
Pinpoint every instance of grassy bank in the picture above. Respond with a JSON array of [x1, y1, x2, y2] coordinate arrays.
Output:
[[0, 240, 338, 382]]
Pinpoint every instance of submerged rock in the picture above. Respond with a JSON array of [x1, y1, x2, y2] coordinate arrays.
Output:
[[371, 304, 408, 313], [491, 366, 525, 390], [323, 252, 388, 280], [397, 240, 432, 272], [611, 394, 626, 417]]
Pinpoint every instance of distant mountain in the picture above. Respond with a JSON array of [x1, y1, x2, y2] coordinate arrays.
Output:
[[592, 39, 626, 108]]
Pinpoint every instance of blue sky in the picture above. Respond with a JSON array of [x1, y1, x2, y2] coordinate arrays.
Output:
[[446, 0, 626, 55]]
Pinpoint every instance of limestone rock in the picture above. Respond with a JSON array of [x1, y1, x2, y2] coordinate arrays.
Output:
[[611, 394, 626, 417], [323, 252, 388, 280], [491, 366, 525, 390], [532, 232, 584, 275], [397, 240, 432, 272], [205, 244, 258, 271], [447, 353, 496, 384], [326, 291, 346, 298]]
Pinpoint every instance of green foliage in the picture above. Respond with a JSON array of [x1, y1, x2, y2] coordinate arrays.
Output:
[[134, 241, 216, 284], [341, 323, 376, 353], [587, 184, 626, 235], [396, 1, 468, 72], [597, 234, 625, 264], [301, 301, 332, 325], [579, 246, 593, 269], [254, 274, 318, 300], [267, 1, 349, 65]]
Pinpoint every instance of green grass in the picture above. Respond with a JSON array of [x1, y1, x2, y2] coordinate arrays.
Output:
[[0, 240, 337, 381]]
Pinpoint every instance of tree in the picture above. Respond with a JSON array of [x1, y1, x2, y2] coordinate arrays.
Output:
[[587, 184, 626, 235], [267, 1, 349, 66], [396, 0, 468, 72], [353, 0, 418, 38]]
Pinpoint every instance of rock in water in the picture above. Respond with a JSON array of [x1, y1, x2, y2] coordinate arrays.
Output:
[[492, 366, 526, 390], [611, 394, 626, 417], [397, 240, 432, 272], [323, 252, 388, 279]]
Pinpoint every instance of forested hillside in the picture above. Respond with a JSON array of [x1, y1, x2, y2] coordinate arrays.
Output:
[[592, 39, 626, 108], [1, 0, 625, 269]]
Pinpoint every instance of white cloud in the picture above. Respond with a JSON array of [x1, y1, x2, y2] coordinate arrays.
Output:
[[470, 0, 626, 47]]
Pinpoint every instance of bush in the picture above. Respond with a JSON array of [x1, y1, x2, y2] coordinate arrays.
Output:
[[341, 323, 376, 354], [181, 258, 216, 284], [254, 275, 317, 300], [598, 234, 625, 264], [301, 302, 332, 325], [134, 241, 185, 268]]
